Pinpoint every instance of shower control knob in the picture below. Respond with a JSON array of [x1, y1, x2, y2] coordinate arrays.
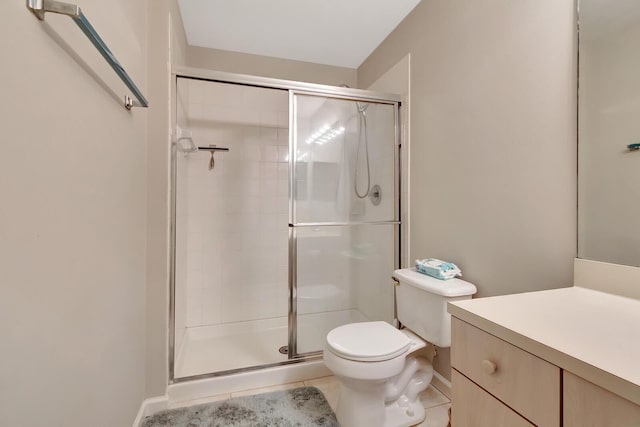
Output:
[[369, 184, 382, 206]]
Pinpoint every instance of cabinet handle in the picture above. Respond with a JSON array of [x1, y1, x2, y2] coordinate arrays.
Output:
[[482, 359, 497, 375]]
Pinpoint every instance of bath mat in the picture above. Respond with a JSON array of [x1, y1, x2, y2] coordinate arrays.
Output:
[[141, 386, 339, 427]]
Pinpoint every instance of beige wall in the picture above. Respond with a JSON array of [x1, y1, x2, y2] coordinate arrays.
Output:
[[0, 1, 148, 425], [359, 0, 577, 379], [186, 46, 358, 87], [146, 0, 188, 397]]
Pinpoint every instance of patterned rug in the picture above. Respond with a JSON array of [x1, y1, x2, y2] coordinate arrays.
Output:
[[141, 386, 339, 427]]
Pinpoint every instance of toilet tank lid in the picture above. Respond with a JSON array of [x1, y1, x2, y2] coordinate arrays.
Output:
[[393, 268, 477, 297]]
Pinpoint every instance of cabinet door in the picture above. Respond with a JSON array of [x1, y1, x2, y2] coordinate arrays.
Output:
[[564, 371, 640, 427], [452, 369, 534, 427]]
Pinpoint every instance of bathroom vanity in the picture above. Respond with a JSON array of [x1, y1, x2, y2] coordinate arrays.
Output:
[[448, 286, 640, 426]]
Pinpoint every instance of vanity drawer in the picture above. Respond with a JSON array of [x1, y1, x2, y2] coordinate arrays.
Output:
[[452, 369, 534, 427], [451, 318, 561, 427]]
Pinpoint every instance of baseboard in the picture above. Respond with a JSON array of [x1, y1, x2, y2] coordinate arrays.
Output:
[[432, 371, 452, 399], [167, 359, 329, 403], [132, 395, 168, 427]]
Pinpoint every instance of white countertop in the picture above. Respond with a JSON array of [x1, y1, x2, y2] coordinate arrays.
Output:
[[448, 286, 640, 405]]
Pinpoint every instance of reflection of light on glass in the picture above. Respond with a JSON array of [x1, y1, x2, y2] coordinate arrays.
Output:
[[297, 152, 308, 161], [305, 122, 345, 145], [313, 227, 321, 232]]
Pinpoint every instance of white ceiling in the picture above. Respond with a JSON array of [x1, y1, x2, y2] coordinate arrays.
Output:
[[178, 0, 421, 68]]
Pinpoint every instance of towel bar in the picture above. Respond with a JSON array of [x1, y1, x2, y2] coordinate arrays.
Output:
[[198, 146, 230, 152], [26, 0, 149, 110]]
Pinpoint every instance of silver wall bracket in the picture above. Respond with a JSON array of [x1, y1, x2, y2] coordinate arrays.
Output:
[[27, 0, 80, 20]]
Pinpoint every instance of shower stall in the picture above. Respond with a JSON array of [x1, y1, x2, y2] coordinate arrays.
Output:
[[170, 70, 401, 381]]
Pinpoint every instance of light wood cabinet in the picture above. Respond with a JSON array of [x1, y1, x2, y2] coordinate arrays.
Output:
[[564, 371, 640, 427], [451, 317, 640, 427], [448, 287, 640, 427], [451, 318, 560, 426], [451, 369, 533, 427]]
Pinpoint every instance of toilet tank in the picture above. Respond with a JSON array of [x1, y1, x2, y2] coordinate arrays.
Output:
[[393, 268, 477, 347]]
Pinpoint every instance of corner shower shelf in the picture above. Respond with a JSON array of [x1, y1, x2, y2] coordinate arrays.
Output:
[[26, 0, 149, 110]]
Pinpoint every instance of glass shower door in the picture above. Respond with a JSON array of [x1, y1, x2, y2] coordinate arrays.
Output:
[[173, 77, 290, 379], [290, 93, 399, 356]]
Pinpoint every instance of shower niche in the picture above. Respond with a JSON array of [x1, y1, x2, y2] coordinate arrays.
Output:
[[171, 75, 401, 381]]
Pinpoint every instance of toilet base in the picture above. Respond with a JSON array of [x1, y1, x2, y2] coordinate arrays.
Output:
[[333, 356, 432, 427], [385, 400, 426, 427], [334, 382, 429, 427]]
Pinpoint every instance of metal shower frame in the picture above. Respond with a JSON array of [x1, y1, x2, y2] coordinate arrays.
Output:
[[168, 66, 403, 384]]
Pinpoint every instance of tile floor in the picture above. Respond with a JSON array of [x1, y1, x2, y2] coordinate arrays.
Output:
[[168, 375, 451, 426]]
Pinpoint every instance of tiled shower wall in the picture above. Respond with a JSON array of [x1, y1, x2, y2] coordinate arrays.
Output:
[[183, 124, 289, 327]]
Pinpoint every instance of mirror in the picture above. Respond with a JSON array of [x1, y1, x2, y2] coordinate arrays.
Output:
[[578, 0, 640, 267]]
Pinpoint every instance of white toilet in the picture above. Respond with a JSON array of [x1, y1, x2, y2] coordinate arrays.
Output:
[[323, 267, 477, 427]]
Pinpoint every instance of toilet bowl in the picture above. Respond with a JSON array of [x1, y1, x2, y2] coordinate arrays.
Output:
[[323, 268, 477, 427], [324, 322, 432, 427]]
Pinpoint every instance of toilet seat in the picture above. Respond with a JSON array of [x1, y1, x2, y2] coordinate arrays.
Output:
[[326, 321, 412, 362]]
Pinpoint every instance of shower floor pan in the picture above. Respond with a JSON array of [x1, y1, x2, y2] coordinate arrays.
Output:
[[174, 309, 367, 379]]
